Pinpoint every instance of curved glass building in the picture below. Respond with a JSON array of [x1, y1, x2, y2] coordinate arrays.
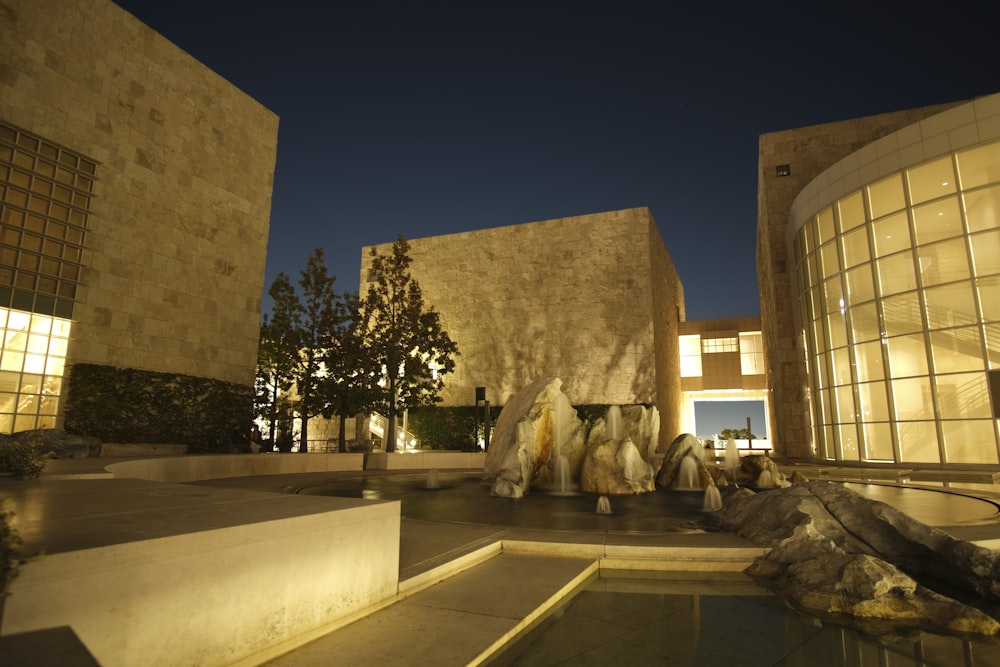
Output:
[[759, 93, 1000, 466]]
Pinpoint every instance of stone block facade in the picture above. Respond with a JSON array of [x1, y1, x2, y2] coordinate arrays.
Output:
[[360, 207, 685, 445], [0, 0, 278, 401]]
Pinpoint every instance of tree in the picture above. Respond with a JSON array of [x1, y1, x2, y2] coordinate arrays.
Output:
[[254, 273, 300, 448], [255, 249, 344, 453], [322, 291, 380, 452], [291, 248, 344, 453], [357, 236, 458, 452], [720, 427, 757, 440]]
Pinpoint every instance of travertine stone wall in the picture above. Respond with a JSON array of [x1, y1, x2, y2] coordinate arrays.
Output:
[[756, 102, 961, 458], [361, 208, 685, 446], [0, 0, 279, 386]]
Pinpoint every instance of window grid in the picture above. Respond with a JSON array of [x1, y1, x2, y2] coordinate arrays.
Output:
[[795, 140, 1000, 465], [0, 307, 71, 433], [701, 337, 738, 354], [0, 121, 95, 319]]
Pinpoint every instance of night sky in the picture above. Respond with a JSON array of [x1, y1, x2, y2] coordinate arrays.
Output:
[[112, 1, 999, 322]]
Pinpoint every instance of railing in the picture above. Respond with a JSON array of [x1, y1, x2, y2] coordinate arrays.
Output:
[[368, 412, 420, 451]]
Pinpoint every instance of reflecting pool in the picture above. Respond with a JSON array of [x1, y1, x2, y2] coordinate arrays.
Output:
[[490, 573, 1000, 667]]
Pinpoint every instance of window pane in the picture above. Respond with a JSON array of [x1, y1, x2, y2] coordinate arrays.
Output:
[[941, 420, 998, 464], [882, 291, 923, 337], [935, 372, 991, 419], [827, 312, 848, 350], [872, 212, 911, 257], [854, 340, 885, 382], [841, 227, 870, 268], [970, 230, 1000, 276], [980, 278, 1000, 323], [923, 282, 977, 330], [815, 352, 831, 389], [849, 302, 880, 343], [822, 277, 843, 314], [886, 333, 929, 378], [801, 218, 817, 255], [817, 207, 836, 245], [820, 242, 840, 278], [897, 421, 940, 463], [912, 196, 963, 245], [868, 174, 906, 219], [930, 328, 985, 374], [679, 335, 702, 377], [817, 387, 832, 423], [955, 140, 1000, 190], [963, 184, 1000, 233], [877, 251, 917, 295], [892, 376, 935, 420], [845, 265, 875, 304], [834, 384, 855, 422], [837, 191, 866, 232], [831, 346, 851, 385], [858, 380, 890, 421], [862, 421, 895, 462], [917, 238, 970, 287], [838, 423, 860, 461], [907, 156, 957, 205]]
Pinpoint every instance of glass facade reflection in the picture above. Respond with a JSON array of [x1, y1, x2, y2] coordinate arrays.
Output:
[[794, 140, 1000, 465]]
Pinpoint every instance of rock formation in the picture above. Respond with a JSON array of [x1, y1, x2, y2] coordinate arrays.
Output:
[[655, 433, 714, 489], [579, 419, 654, 495], [721, 481, 1000, 637], [481, 378, 584, 498]]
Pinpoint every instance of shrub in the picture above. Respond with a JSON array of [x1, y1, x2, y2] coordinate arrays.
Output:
[[1, 496, 23, 593], [0, 432, 48, 479]]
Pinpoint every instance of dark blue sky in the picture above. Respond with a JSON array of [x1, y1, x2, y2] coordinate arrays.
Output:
[[114, 1, 999, 321]]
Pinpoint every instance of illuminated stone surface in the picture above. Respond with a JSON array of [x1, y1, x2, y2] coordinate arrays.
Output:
[[722, 481, 1000, 636]]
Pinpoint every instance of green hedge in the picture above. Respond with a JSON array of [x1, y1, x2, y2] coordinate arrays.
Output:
[[406, 404, 648, 450], [62, 363, 254, 452]]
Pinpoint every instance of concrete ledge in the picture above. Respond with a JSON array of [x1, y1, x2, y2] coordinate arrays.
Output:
[[100, 442, 189, 457], [3, 485, 400, 667], [501, 539, 767, 572], [367, 451, 486, 470], [105, 452, 365, 483]]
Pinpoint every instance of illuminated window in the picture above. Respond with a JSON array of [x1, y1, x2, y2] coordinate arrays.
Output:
[[0, 307, 71, 432], [701, 337, 737, 354], [794, 137, 1000, 465], [679, 335, 702, 377], [739, 332, 764, 375]]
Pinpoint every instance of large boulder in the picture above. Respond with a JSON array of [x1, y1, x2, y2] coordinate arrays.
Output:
[[579, 419, 654, 495], [481, 378, 584, 498], [617, 405, 660, 461], [721, 481, 1000, 637], [655, 433, 713, 489]]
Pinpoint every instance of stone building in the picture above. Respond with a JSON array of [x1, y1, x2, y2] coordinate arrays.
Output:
[[360, 207, 686, 448], [759, 92, 1000, 465], [0, 0, 279, 433]]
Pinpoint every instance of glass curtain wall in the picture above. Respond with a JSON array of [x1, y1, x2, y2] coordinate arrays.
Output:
[[794, 140, 1000, 465]]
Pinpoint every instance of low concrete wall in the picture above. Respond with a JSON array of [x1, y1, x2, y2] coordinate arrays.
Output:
[[106, 453, 365, 483], [4, 492, 401, 667], [367, 451, 486, 470], [99, 443, 189, 457]]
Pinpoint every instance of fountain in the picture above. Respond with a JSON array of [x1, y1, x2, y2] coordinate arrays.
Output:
[[675, 455, 700, 490], [757, 469, 773, 488], [426, 468, 440, 489], [702, 485, 723, 511], [595, 495, 612, 515], [553, 454, 572, 495], [606, 405, 623, 441], [725, 436, 740, 481]]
